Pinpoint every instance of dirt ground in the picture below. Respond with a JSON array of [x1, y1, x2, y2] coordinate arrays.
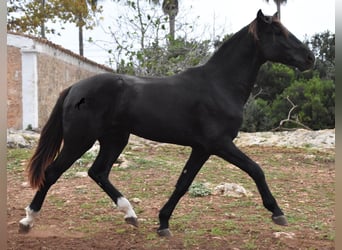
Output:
[[7, 140, 335, 249]]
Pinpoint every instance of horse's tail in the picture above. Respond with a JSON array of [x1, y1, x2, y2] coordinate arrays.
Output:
[[27, 87, 71, 190]]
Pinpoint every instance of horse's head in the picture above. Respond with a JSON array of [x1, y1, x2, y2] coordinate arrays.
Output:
[[250, 10, 315, 71]]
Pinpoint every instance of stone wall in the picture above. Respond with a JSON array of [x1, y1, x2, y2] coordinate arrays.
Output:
[[7, 45, 22, 129], [36, 53, 108, 128], [7, 33, 114, 130]]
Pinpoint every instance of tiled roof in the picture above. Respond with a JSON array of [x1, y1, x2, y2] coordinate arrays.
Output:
[[8, 31, 114, 73]]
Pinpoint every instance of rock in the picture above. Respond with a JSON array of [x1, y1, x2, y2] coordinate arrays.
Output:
[[213, 183, 252, 197], [273, 231, 295, 239], [118, 156, 131, 169], [7, 133, 29, 148], [75, 172, 88, 178], [21, 182, 30, 188], [7, 129, 40, 148], [132, 197, 142, 204], [6, 128, 335, 150], [234, 129, 335, 150]]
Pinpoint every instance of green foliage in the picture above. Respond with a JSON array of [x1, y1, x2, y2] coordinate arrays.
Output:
[[255, 62, 295, 102], [243, 76, 335, 131], [188, 182, 212, 197], [241, 98, 272, 132], [107, 0, 209, 76], [127, 38, 210, 76], [306, 31, 335, 80], [271, 77, 335, 130], [7, 0, 102, 37]]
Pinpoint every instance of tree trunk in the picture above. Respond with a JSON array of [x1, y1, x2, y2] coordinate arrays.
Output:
[[169, 15, 175, 42], [162, 0, 178, 43], [40, 0, 46, 38], [79, 19, 84, 56], [276, 2, 281, 20]]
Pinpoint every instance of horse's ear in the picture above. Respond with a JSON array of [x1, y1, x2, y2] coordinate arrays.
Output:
[[273, 12, 279, 19], [257, 9, 272, 24], [257, 9, 264, 20]]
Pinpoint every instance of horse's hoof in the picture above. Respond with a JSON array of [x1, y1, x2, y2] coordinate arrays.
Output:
[[125, 217, 139, 227], [272, 215, 288, 226], [18, 222, 31, 233], [157, 228, 172, 237]]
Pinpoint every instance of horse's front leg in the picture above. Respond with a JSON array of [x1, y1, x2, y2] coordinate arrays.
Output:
[[158, 147, 210, 237], [214, 140, 288, 226]]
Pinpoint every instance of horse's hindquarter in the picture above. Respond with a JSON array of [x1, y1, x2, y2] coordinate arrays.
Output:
[[62, 73, 128, 138]]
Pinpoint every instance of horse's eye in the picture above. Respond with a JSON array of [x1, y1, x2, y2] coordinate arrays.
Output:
[[273, 25, 283, 35]]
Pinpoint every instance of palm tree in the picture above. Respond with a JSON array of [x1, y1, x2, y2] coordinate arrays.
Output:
[[264, 0, 287, 20], [147, 0, 179, 42], [40, 0, 46, 38], [76, 0, 98, 56], [162, 0, 178, 42]]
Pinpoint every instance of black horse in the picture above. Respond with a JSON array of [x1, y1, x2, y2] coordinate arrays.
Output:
[[19, 10, 314, 236]]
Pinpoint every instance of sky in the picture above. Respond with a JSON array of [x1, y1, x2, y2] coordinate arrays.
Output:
[[47, 0, 335, 67]]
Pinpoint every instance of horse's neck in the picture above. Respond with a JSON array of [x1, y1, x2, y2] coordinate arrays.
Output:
[[205, 28, 264, 103]]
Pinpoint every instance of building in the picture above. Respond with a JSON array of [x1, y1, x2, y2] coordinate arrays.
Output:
[[7, 32, 114, 130]]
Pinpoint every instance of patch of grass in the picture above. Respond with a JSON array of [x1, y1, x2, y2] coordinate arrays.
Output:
[[48, 195, 66, 208], [80, 203, 95, 210], [62, 151, 97, 179], [75, 151, 97, 167], [74, 224, 99, 234], [224, 220, 240, 234], [96, 196, 111, 206], [7, 148, 32, 173], [244, 239, 257, 249], [92, 214, 114, 222], [210, 226, 225, 236], [145, 232, 157, 240], [188, 182, 212, 197]]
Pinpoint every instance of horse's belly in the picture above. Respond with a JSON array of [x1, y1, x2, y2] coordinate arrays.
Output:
[[129, 118, 194, 146]]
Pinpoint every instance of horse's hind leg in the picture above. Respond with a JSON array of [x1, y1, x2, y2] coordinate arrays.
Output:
[[87, 132, 138, 227], [19, 142, 93, 232], [215, 140, 288, 226]]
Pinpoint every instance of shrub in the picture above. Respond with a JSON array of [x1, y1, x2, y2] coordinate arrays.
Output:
[[188, 182, 212, 197]]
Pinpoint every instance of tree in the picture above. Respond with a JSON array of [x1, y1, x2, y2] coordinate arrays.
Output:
[[106, 0, 167, 70], [305, 31, 335, 80], [145, 0, 179, 42], [270, 77, 335, 130], [68, 0, 100, 56], [106, 0, 209, 76], [255, 62, 295, 102], [162, 0, 178, 42], [264, 0, 287, 19], [7, 0, 102, 56], [7, 0, 59, 37]]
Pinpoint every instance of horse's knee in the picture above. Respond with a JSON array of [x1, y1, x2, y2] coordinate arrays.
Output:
[[88, 168, 108, 186], [87, 167, 96, 179], [249, 164, 266, 182], [88, 168, 100, 182]]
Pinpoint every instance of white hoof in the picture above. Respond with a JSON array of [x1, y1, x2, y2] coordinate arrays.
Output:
[[18, 206, 38, 233], [116, 197, 138, 224]]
